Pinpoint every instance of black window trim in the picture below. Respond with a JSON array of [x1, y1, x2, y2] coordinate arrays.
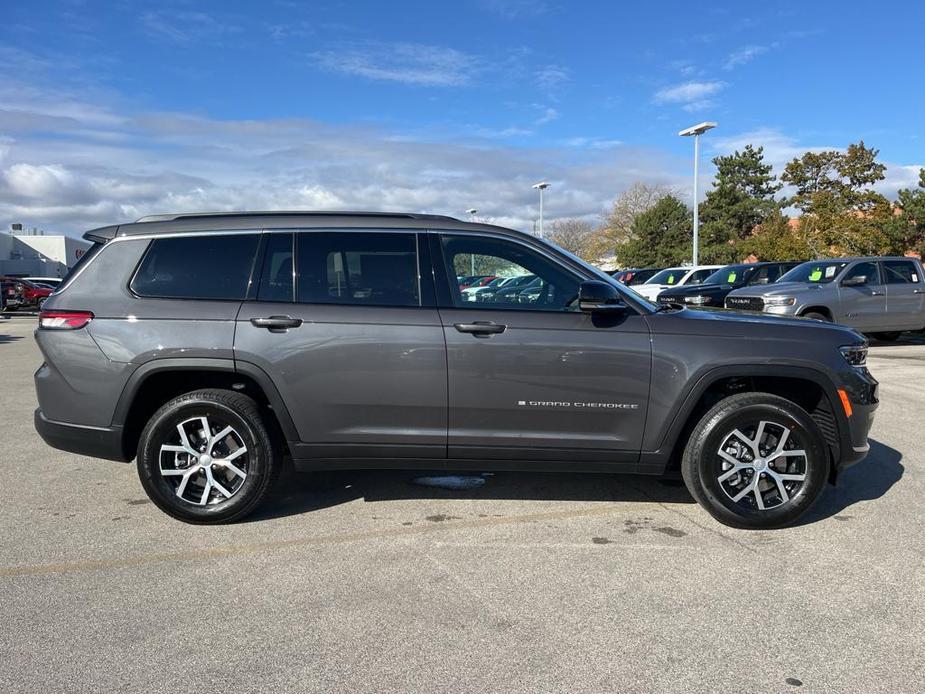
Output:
[[128, 230, 262, 302], [430, 229, 618, 315], [278, 228, 429, 309]]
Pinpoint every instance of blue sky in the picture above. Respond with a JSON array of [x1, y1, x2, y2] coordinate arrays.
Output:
[[1, 0, 923, 235]]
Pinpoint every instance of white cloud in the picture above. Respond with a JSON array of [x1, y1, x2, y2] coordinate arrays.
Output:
[[141, 11, 241, 44], [311, 43, 479, 87], [0, 81, 689, 235], [535, 65, 570, 91], [723, 45, 769, 70], [654, 80, 726, 105]]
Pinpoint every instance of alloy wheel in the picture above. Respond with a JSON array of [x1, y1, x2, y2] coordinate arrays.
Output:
[[158, 416, 249, 506], [715, 420, 808, 511]]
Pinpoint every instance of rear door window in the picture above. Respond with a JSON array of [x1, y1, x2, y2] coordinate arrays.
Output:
[[131, 234, 260, 300], [296, 232, 420, 307], [883, 260, 920, 284]]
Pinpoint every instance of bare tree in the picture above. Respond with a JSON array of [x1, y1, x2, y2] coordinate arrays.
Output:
[[545, 218, 600, 261], [589, 182, 676, 259]]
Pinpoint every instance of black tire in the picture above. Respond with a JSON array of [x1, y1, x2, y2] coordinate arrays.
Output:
[[681, 392, 830, 529], [137, 389, 279, 524], [802, 311, 830, 322], [870, 331, 901, 342]]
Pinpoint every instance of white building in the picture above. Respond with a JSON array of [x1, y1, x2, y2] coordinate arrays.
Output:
[[0, 225, 91, 277]]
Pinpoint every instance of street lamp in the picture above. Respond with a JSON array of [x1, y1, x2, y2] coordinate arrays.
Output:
[[679, 121, 717, 266], [532, 181, 550, 237]]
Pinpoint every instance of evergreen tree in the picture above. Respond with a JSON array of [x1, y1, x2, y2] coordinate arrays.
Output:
[[698, 145, 782, 263], [616, 195, 692, 267]]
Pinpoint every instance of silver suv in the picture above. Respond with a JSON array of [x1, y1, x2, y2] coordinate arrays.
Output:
[[726, 257, 925, 341], [34, 212, 878, 528]]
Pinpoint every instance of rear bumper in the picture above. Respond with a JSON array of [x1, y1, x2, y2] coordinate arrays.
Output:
[[34, 409, 129, 462]]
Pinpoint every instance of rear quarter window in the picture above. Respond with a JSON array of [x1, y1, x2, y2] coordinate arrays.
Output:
[[131, 234, 260, 300]]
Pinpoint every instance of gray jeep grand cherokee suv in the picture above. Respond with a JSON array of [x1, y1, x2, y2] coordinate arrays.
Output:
[[34, 212, 878, 528]]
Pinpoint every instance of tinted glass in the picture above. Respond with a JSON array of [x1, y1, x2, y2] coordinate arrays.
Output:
[[883, 260, 920, 284], [844, 261, 880, 284], [441, 235, 580, 310], [704, 265, 753, 286], [779, 261, 847, 284], [258, 233, 294, 302], [131, 234, 259, 300], [646, 268, 685, 285], [686, 268, 715, 285], [627, 269, 658, 285], [297, 232, 419, 307]]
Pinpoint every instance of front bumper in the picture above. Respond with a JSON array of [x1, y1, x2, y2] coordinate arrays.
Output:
[[34, 409, 128, 462], [834, 367, 879, 471]]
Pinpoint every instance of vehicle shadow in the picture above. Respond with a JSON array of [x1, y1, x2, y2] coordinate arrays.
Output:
[[796, 438, 903, 525], [0, 333, 23, 344], [868, 332, 925, 347], [247, 467, 697, 522], [248, 438, 903, 526]]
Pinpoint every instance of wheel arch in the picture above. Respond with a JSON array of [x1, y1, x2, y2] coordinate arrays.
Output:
[[643, 364, 845, 480], [113, 358, 298, 460], [800, 305, 833, 320]]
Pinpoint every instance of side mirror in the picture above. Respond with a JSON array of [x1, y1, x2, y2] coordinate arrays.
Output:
[[842, 275, 867, 287], [579, 281, 626, 313]]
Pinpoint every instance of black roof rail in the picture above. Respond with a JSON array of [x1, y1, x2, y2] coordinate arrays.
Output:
[[134, 210, 462, 224]]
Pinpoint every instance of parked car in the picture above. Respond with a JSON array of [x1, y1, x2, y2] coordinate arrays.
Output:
[[725, 257, 925, 340], [490, 274, 540, 303], [610, 268, 661, 286], [461, 276, 512, 301], [475, 274, 535, 302], [632, 265, 723, 301], [24, 277, 63, 289], [657, 261, 802, 308], [458, 274, 495, 290], [34, 211, 876, 529], [0, 277, 53, 311]]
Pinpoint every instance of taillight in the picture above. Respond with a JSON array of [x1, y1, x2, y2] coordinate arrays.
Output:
[[38, 310, 94, 330]]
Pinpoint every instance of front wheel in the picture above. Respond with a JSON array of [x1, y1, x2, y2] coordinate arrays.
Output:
[[137, 389, 279, 523], [681, 392, 830, 529]]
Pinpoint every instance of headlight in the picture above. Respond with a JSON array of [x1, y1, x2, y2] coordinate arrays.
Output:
[[764, 296, 796, 306], [839, 344, 868, 368], [684, 295, 710, 305]]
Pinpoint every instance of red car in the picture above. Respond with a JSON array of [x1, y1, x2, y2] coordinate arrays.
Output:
[[0, 277, 53, 312]]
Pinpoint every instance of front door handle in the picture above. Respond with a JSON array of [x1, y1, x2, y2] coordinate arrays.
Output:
[[250, 315, 303, 332], [454, 321, 506, 336], [914, 289, 924, 294], [870, 291, 884, 296]]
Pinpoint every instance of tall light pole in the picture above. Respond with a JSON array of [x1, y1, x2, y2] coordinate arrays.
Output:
[[532, 181, 550, 237], [466, 209, 478, 273], [679, 121, 717, 266]]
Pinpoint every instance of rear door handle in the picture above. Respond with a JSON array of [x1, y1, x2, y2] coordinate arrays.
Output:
[[454, 321, 506, 336], [250, 315, 303, 332], [870, 291, 884, 296]]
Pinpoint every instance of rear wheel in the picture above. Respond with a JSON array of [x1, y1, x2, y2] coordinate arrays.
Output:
[[681, 392, 829, 529], [871, 331, 901, 342], [137, 389, 279, 523]]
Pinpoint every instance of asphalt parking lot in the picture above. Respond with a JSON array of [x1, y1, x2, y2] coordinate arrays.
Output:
[[0, 315, 922, 693]]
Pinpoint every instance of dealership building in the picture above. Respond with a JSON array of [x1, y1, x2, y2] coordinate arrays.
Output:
[[0, 224, 91, 278]]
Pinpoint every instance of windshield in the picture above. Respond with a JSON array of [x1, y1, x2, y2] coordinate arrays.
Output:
[[779, 261, 848, 284], [645, 268, 686, 285], [703, 265, 755, 286]]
